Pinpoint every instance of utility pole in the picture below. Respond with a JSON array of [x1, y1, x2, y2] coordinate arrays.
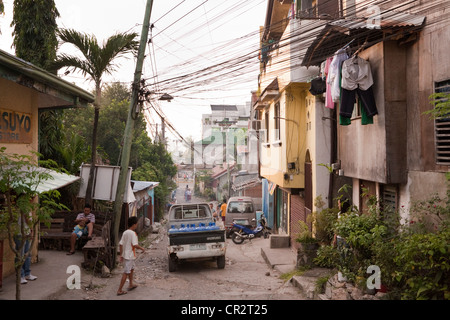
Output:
[[161, 116, 166, 147], [112, 0, 154, 263]]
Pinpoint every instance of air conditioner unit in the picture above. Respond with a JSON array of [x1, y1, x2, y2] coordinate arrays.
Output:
[[249, 120, 261, 131]]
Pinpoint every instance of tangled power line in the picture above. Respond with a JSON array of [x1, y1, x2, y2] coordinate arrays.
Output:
[[141, 0, 450, 148]]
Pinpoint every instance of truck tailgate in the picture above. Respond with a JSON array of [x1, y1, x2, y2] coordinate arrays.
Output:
[[169, 230, 225, 246]]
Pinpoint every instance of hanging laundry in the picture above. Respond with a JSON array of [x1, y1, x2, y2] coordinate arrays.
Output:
[[341, 56, 374, 91], [339, 100, 374, 126], [324, 57, 334, 109], [340, 56, 378, 119], [327, 49, 348, 103], [309, 77, 326, 95]]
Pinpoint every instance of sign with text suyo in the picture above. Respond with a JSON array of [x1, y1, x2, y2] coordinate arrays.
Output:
[[0, 109, 32, 144]]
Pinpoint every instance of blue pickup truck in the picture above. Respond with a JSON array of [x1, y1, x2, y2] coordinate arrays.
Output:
[[167, 203, 226, 272]]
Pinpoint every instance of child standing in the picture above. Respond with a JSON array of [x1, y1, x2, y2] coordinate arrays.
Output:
[[117, 216, 146, 296]]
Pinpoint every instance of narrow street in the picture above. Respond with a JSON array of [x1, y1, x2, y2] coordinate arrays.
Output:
[[54, 182, 306, 301]]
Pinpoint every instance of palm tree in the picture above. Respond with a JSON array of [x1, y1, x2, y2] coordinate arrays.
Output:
[[53, 29, 138, 205]]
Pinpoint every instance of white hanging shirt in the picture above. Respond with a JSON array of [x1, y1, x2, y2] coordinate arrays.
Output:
[[341, 56, 374, 91], [327, 49, 348, 102]]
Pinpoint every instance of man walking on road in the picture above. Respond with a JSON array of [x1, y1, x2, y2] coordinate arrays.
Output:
[[117, 216, 146, 296], [220, 197, 227, 223]]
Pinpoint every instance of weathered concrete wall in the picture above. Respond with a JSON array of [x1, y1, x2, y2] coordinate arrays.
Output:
[[407, 22, 450, 173], [338, 43, 386, 183]]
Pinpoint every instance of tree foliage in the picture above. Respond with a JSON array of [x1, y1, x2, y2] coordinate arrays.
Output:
[[10, 0, 62, 161], [314, 191, 450, 300], [52, 29, 138, 204], [0, 148, 67, 300], [11, 0, 59, 70], [59, 83, 176, 217], [426, 92, 450, 119], [53, 29, 139, 88]]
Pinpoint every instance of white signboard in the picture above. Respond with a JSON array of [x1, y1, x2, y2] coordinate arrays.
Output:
[[78, 164, 135, 203]]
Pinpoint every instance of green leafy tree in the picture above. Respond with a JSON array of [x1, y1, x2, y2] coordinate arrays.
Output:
[[55, 132, 91, 175], [60, 83, 177, 216], [426, 92, 450, 119], [52, 29, 138, 205], [0, 148, 66, 300], [11, 0, 59, 70], [132, 142, 177, 220], [10, 0, 62, 161]]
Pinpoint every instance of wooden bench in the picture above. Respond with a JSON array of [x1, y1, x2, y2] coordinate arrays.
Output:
[[82, 220, 113, 269], [39, 211, 112, 252], [39, 216, 73, 251]]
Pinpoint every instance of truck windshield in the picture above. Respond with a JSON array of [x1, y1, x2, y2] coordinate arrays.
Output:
[[173, 205, 207, 219], [227, 201, 254, 214]]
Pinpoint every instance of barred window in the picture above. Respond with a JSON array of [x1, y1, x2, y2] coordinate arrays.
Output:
[[382, 184, 398, 212], [434, 80, 450, 165]]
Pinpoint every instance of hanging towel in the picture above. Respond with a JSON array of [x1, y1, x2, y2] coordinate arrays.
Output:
[[327, 49, 348, 103], [324, 57, 334, 109]]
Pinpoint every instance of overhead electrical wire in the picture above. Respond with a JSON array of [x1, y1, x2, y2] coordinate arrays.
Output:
[[151, 0, 450, 96], [151, 0, 210, 39], [141, 0, 450, 145]]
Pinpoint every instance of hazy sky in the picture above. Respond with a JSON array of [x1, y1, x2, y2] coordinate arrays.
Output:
[[0, 0, 267, 146]]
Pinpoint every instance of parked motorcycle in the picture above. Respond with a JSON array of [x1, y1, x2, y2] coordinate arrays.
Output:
[[231, 215, 271, 244]]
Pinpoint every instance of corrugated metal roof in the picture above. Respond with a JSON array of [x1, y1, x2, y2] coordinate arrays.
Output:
[[301, 10, 426, 67], [211, 105, 237, 111], [232, 173, 261, 191], [131, 180, 159, 192], [330, 10, 426, 29], [32, 167, 80, 193]]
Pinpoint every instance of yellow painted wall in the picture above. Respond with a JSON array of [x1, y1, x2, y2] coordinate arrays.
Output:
[[1, 77, 40, 278], [260, 83, 310, 189], [0, 78, 39, 156]]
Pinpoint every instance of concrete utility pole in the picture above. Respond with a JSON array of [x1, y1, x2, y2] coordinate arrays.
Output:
[[112, 0, 154, 262]]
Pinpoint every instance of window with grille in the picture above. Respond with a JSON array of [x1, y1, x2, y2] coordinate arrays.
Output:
[[382, 185, 397, 212], [274, 102, 280, 141], [263, 110, 270, 143], [434, 80, 450, 165]]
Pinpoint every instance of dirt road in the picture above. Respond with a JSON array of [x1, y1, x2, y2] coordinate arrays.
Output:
[[56, 221, 306, 301], [54, 182, 306, 301]]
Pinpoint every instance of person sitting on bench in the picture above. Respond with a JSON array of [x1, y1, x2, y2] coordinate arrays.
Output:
[[67, 204, 95, 255]]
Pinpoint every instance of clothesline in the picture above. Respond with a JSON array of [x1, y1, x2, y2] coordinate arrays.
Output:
[[308, 38, 379, 126]]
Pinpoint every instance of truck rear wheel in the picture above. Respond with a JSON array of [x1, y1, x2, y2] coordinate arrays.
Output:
[[217, 255, 225, 269], [168, 255, 177, 272]]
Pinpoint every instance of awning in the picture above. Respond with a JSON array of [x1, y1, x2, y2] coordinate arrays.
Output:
[[301, 10, 426, 67], [34, 167, 80, 193], [4, 166, 80, 194], [232, 173, 261, 192], [131, 180, 159, 192]]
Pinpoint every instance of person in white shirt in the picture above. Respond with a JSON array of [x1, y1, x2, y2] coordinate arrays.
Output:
[[117, 216, 146, 296]]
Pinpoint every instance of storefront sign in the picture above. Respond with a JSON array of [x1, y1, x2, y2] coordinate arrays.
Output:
[[0, 109, 32, 144]]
